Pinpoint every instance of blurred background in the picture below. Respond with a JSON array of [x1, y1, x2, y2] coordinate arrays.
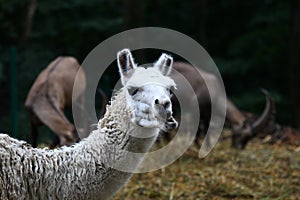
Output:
[[1, 1, 300, 199], [0, 0, 299, 141]]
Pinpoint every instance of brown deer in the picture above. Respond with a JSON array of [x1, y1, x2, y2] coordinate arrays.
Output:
[[25, 56, 86, 147], [170, 62, 274, 149]]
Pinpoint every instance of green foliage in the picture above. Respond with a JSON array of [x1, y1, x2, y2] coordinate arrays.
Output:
[[0, 0, 124, 140]]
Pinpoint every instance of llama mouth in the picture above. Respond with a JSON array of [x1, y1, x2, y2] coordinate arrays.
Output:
[[163, 116, 178, 131]]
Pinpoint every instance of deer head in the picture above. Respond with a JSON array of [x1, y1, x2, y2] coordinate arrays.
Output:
[[232, 89, 275, 149]]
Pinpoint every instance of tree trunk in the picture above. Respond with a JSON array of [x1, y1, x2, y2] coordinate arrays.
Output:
[[288, 0, 300, 127], [19, 0, 37, 46]]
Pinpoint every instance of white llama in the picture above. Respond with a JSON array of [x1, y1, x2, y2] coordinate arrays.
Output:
[[0, 49, 178, 200]]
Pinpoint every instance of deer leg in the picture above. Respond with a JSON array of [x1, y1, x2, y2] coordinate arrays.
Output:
[[31, 120, 38, 148], [195, 118, 210, 147], [50, 135, 60, 149]]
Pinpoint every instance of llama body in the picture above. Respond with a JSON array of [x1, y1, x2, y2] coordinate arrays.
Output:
[[1, 91, 154, 199], [0, 49, 177, 199]]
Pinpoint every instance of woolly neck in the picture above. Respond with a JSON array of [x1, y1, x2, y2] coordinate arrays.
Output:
[[79, 88, 159, 168], [98, 88, 132, 133]]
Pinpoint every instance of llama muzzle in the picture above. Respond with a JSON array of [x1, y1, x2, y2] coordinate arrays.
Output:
[[164, 116, 178, 131]]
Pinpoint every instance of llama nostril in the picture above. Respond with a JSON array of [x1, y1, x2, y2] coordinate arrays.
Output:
[[155, 99, 159, 105]]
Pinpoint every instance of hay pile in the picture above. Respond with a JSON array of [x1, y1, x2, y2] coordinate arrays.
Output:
[[114, 134, 300, 200]]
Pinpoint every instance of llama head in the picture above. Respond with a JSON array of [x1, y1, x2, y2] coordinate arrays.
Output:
[[117, 48, 178, 132]]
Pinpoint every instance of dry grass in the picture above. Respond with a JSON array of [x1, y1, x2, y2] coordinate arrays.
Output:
[[114, 134, 300, 200]]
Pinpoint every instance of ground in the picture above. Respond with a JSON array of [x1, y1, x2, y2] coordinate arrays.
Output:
[[114, 132, 300, 200]]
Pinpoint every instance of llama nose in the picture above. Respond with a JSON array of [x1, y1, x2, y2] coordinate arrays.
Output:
[[166, 110, 172, 118], [154, 99, 172, 117], [154, 99, 171, 109]]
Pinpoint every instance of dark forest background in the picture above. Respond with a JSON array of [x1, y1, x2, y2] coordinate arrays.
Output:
[[0, 0, 299, 142]]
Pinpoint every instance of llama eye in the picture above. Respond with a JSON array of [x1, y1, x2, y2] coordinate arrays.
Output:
[[167, 87, 174, 97], [127, 87, 140, 96]]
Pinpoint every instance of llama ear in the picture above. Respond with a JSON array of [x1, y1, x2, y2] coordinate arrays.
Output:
[[154, 53, 173, 76], [117, 48, 137, 85]]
